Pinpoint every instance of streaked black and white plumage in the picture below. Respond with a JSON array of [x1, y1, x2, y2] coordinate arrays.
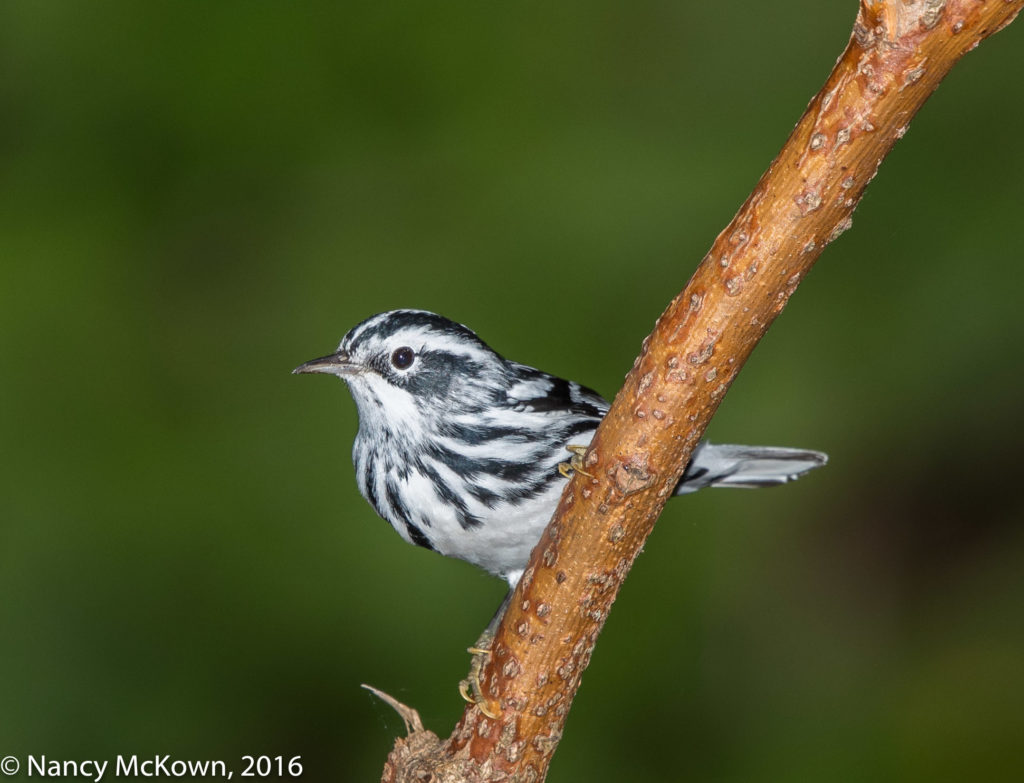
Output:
[[295, 310, 826, 588]]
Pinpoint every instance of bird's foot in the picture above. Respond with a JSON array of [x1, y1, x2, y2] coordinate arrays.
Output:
[[558, 444, 594, 479], [458, 632, 501, 719]]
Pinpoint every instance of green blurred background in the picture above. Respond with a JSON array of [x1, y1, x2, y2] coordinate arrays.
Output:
[[2, 3, 1022, 781]]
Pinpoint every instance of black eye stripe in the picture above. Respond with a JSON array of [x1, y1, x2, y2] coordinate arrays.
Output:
[[391, 346, 415, 370]]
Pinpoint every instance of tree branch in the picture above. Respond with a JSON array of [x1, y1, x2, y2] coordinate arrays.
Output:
[[382, 1, 1023, 780]]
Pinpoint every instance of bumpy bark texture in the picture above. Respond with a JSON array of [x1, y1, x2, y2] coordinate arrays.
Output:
[[381, 2, 1023, 780]]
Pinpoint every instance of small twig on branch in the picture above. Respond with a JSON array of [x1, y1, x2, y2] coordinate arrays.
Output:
[[361, 684, 425, 736], [382, 2, 1023, 780]]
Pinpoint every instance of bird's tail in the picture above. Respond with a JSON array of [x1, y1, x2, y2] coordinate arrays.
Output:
[[674, 442, 827, 495]]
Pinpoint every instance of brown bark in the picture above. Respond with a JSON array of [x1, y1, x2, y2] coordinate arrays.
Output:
[[382, 1, 1023, 780]]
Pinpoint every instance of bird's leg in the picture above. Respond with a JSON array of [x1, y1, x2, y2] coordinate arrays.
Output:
[[458, 589, 512, 719], [558, 444, 594, 479]]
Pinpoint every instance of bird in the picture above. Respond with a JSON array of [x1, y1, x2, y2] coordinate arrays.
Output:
[[294, 309, 826, 714], [294, 309, 827, 589]]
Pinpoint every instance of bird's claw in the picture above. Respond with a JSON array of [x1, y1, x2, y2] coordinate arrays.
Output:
[[558, 444, 594, 479], [458, 637, 501, 719]]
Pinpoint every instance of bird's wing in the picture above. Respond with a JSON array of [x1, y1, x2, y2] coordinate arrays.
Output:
[[506, 365, 608, 419]]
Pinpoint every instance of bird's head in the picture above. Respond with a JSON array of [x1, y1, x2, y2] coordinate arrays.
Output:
[[294, 310, 507, 431]]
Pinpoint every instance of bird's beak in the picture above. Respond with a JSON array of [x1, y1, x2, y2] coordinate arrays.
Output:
[[292, 350, 358, 376]]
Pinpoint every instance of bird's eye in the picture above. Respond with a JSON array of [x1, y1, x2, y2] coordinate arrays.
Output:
[[391, 346, 415, 370]]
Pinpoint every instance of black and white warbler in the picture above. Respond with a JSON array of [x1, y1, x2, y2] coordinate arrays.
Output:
[[294, 309, 827, 588]]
